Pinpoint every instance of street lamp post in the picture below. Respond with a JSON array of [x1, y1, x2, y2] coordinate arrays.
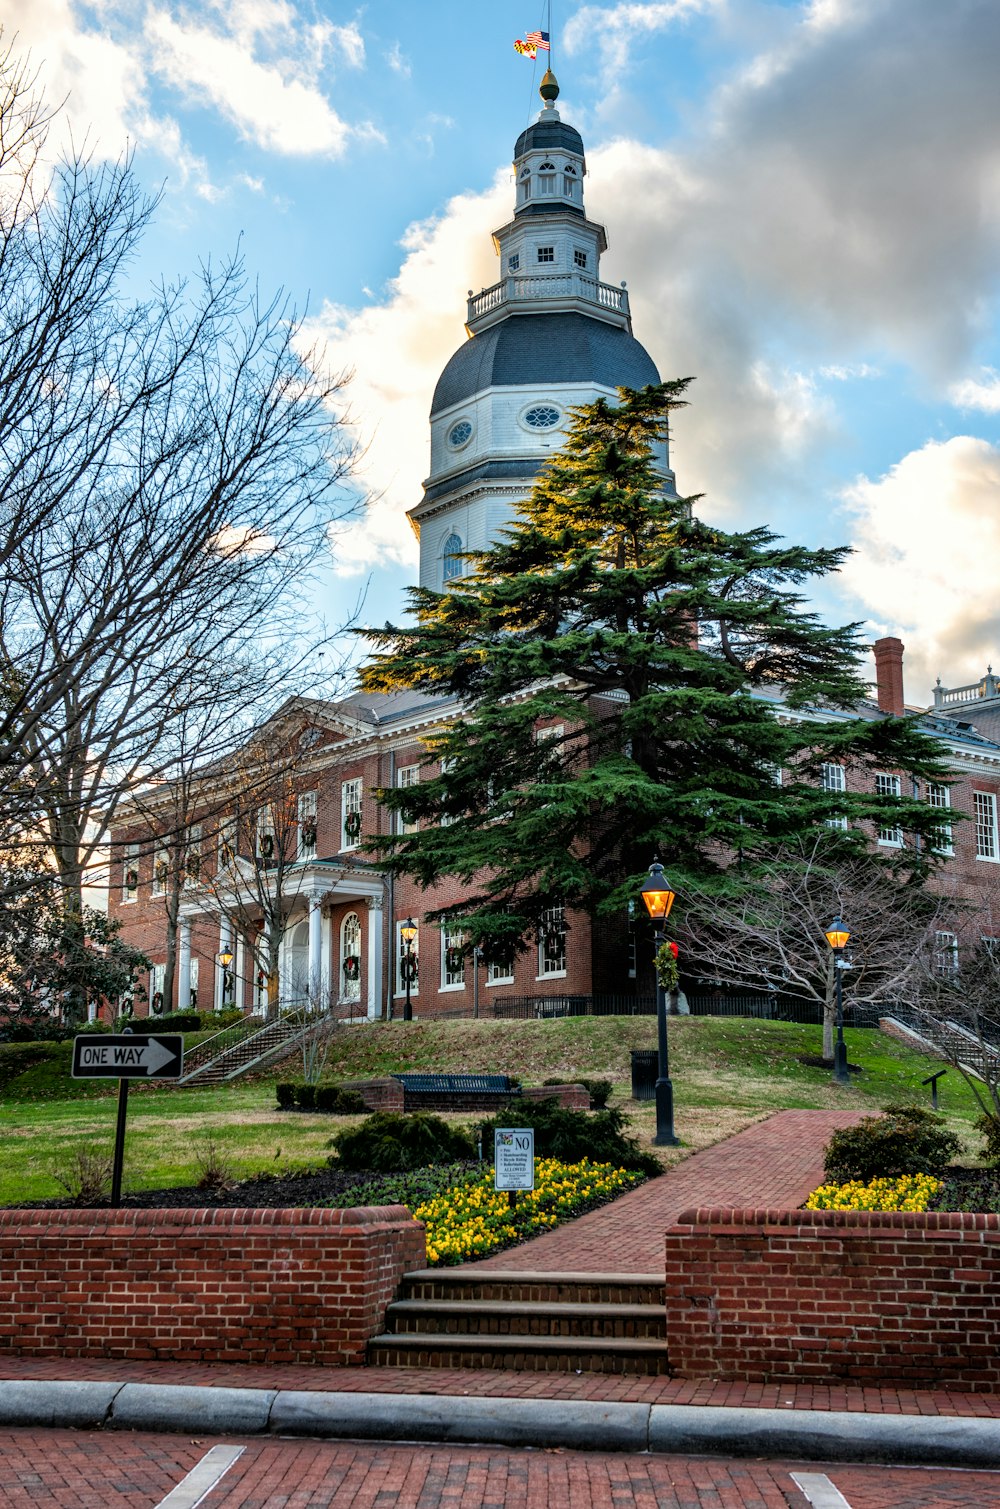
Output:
[[640, 859, 680, 1147], [400, 918, 418, 1022], [217, 948, 234, 1011], [824, 914, 851, 1086]]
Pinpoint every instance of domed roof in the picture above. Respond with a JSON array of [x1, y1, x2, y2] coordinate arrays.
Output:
[[513, 118, 584, 159], [431, 312, 660, 416]]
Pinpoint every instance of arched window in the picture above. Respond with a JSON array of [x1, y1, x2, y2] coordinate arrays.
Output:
[[341, 912, 362, 1002], [442, 532, 464, 583]]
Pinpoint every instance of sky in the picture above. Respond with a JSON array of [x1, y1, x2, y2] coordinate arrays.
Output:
[[9, 0, 1000, 706]]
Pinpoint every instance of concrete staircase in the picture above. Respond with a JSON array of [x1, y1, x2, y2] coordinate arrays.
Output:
[[883, 1012, 1000, 1082], [368, 1269, 669, 1375], [177, 1017, 310, 1086]]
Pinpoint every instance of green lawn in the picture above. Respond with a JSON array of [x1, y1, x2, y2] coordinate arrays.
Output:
[[0, 1016, 985, 1204]]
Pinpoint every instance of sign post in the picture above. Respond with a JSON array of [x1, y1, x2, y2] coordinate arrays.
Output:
[[494, 1127, 534, 1211], [72, 1032, 185, 1206]]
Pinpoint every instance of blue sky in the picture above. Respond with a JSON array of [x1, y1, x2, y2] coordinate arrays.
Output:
[[12, 0, 1000, 703]]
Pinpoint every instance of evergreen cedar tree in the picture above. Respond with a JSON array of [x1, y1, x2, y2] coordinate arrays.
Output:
[[359, 383, 952, 960]]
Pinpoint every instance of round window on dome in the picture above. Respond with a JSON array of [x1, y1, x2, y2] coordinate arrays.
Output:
[[447, 419, 473, 449], [522, 404, 561, 431]]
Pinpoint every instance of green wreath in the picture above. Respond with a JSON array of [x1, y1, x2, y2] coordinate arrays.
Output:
[[344, 811, 362, 840], [655, 941, 680, 992]]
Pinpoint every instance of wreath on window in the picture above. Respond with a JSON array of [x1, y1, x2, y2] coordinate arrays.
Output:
[[151, 991, 163, 1013], [301, 818, 317, 849], [401, 954, 419, 984], [445, 946, 464, 974], [125, 867, 139, 889], [155, 860, 168, 885], [344, 811, 362, 840], [343, 954, 360, 981], [259, 833, 274, 859], [655, 941, 680, 992], [185, 854, 200, 880]]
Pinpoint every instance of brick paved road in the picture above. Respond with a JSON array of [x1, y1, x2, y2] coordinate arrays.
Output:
[[1, 1429, 998, 1508], [472, 1109, 864, 1272]]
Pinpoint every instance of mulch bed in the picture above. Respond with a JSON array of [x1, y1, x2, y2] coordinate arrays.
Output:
[[7, 1166, 403, 1211]]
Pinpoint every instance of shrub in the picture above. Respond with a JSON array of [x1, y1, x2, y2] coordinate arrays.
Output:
[[295, 1083, 316, 1112], [313, 1085, 339, 1113], [330, 1112, 476, 1173], [978, 1113, 1000, 1164], [823, 1106, 961, 1183], [275, 1082, 297, 1110], [53, 1149, 113, 1204], [151, 1010, 202, 1032], [194, 1139, 234, 1190], [334, 1088, 367, 1115], [544, 1076, 613, 1109], [478, 1097, 661, 1177]]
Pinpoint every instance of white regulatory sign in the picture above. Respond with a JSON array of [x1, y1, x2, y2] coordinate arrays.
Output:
[[494, 1127, 534, 1191]]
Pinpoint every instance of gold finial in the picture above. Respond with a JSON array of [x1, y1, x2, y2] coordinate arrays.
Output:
[[539, 68, 559, 104]]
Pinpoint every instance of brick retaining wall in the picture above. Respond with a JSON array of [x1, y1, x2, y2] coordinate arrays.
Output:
[[0, 1205, 425, 1366], [665, 1207, 1000, 1390]]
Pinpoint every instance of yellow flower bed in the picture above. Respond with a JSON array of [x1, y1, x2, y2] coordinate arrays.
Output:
[[805, 1173, 943, 1212], [414, 1157, 644, 1266]]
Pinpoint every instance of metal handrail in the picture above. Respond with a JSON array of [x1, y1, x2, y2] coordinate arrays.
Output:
[[179, 1016, 266, 1074]]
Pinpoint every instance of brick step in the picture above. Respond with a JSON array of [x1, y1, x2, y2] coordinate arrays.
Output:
[[400, 1269, 665, 1307], [367, 1330, 670, 1375], [385, 1297, 666, 1340]]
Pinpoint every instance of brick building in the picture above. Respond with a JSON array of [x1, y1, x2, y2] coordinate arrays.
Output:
[[107, 76, 1000, 1019]]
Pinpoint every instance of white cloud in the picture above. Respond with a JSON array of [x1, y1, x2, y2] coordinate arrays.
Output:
[[387, 41, 411, 78], [819, 363, 880, 381], [841, 437, 1000, 699], [328, 21, 366, 69], [565, 0, 724, 79], [145, 7, 355, 157], [949, 370, 1000, 414]]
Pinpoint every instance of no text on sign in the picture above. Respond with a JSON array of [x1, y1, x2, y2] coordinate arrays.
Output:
[[72, 1034, 184, 1080], [494, 1127, 534, 1191]]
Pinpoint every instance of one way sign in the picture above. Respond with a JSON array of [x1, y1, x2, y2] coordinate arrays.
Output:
[[72, 1033, 184, 1080]]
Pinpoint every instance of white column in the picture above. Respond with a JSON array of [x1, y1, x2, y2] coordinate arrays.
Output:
[[308, 897, 323, 1009], [366, 897, 383, 1020], [177, 918, 192, 1014]]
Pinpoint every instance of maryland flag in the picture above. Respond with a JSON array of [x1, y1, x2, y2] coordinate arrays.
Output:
[[514, 38, 537, 58]]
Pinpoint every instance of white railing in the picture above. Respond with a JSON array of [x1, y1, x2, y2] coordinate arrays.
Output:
[[933, 672, 1000, 709], [467, 274, 630, 324]]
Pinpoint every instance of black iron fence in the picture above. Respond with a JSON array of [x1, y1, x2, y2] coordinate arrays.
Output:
[[485, 990, 886, 1028]]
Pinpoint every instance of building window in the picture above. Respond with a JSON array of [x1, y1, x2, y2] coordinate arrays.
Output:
[[563, 173, 578, 197], [447, 419, 472, 449], [537, 245, 555, 263], [442, 532, 464, 583], [538, 162, 556, 194], [183, 826, 202, 889], [934, 931, 959, 978], [926, 783, 953, 854], [875, 772, 902, 847], [122, 843, 139, 904], [508, 253, 520, 272], [975, 791, 999, 861], [574, 249, 587, 269], [538, 903, 567, 977], [188, 958, 199, 1011], [297, 791, 317, 860], [821, 763, 847, 830], [341, 911, 362, 1003], [487, 949, 514, 986], [256, 808, 276, 864], [149, 962, 165, 1015], [441, 926, 465, 990], [522, 404, 561, 430], [151, 849, 169, 897], [395, 920, 419, 996], [439, 755, 458, 827], [218, 816, 237, 868], [341, 778, 362, 850], [397, 763, 420, 835]]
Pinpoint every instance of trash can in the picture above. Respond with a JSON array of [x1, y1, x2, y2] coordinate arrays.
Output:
[[630, 1048, 658, 1102]]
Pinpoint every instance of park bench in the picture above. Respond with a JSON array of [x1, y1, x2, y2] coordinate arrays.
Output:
[[392, 1072, 521, 1111]]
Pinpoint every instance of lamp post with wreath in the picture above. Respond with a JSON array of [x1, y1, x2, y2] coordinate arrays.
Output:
[[400, 918, 418, 1021], [640, 859, 680, 1148]]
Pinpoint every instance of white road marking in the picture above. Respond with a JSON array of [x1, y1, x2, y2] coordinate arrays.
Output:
[[790, 1472, 853, 1508], [154, 1445, 245, 1509]]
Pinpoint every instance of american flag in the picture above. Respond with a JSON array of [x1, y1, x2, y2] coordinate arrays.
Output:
[[526, 30, 551, 51]]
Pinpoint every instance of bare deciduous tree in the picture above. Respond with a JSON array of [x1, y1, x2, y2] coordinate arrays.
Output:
[[679, 836, 946, 1060]]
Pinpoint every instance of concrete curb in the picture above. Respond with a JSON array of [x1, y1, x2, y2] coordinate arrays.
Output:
[[2, 1381, 1000, 1467]]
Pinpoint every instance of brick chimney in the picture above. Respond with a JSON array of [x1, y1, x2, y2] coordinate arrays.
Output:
[[873, 637, 905, 716]]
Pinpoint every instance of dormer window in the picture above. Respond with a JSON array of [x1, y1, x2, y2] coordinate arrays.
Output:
[[574, 249, 587, 269], [563, 163, 578, 198], [539, 161, 556, 195], [537, 246, 554, 264]]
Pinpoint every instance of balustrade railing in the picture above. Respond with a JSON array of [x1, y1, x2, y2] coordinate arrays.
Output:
[[467, 274, 629, 324]]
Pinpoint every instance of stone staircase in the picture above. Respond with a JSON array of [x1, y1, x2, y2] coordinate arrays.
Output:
[[883, 1012, 1000, 1082], [368, 1269, 669, 1375], [177, 1017, 311, 1086]]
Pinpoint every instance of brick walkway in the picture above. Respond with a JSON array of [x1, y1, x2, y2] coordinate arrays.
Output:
[[471, 1109, 863, 1273]]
